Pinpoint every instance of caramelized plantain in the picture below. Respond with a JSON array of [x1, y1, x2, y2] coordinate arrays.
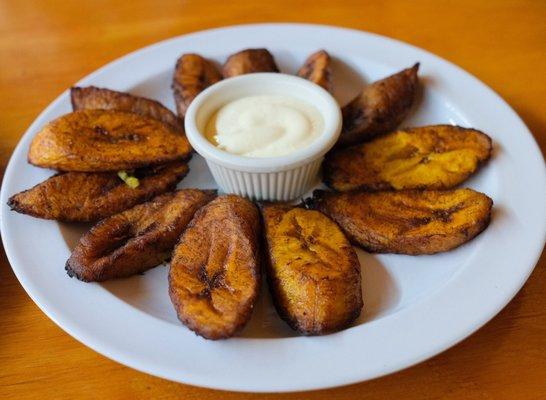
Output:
[[172, 54, 222, 117], [222, 48, 279, 78], [28, 109, 192, 172], [8, 162, 189, 222], [312, 189, 492, 255], [324, 125, 492, 192], [297, 50, 332, 92], [169, 195, 261, 340], [260, 203, 362, 335], [70, 86, 184, 132], [338, 63, 419, 147], [66, 189, 216, 282]]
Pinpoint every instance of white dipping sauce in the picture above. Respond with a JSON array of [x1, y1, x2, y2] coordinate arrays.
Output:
[[205, 95, 324, 157]]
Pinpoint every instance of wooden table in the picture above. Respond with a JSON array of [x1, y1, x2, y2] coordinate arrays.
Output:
[[1, 1, 545, 398]]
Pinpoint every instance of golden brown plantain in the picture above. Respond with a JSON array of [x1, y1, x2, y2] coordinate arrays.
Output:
[[70, 86, 184, 132], [297, 50, 332, 92], [260, 203, 362, 335], [169, 195, 261, 340], [66, 189, 216, 282], [324, 125, 492, 192], [312, 189, 492, 255], [28, 109, 192, 172], [222, 48, 279, 78], [8, 161, 189, 222], [338, 63, 419, 147], [172, 54, 222, 117]]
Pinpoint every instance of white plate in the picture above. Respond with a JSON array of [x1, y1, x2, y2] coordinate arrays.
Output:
[[1, 23, 545, 393]]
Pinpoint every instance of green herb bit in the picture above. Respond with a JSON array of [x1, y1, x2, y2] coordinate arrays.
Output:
[[117, 170, 140, 189]]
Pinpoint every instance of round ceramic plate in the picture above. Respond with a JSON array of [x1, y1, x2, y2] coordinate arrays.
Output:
[[1, 24, 545, 393]]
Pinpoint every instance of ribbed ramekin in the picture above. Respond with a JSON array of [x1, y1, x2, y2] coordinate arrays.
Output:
[[184, 73, 341, 201]]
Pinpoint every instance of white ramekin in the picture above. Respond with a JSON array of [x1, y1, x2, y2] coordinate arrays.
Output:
[[184, 73, 342, 201]]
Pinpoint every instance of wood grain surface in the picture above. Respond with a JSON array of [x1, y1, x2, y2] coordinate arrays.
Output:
[[1, 1, 545, 399]]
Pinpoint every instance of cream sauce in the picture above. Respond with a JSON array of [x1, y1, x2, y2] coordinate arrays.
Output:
[[205, 95, 323, 157]]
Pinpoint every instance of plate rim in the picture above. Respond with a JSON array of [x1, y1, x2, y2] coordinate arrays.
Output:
[[1, 23, 545, 393]]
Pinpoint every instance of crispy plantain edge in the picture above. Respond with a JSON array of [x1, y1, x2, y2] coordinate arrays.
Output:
[[70, 86, 184, 133], [323, 125, 493, 192], [169, 195, 261, 340], [337, 63, 420, 147], [309, 189, 493, 255], [258, 202, 363, 335], [65, 189, 218, 282]]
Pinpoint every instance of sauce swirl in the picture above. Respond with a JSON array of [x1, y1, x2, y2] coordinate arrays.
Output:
[[205, 95, 323, 157]]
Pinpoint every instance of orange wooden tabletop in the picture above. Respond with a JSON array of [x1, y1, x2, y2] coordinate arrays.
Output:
[[1, 1, 545, 399]]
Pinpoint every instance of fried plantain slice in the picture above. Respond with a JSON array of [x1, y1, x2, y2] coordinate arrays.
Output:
[[66, 189, 216, 282], [297, 50, 332, 92], [172, 54, 222, 117], [169, 195, 261, 340], [28, 109, 192, 172], [70, 86, 184, 132], [324, 125, 492, 192], [312, 189, 492, 255], [8, 161, 189, 222], [260, 203, 362, 335], [338, 63, 419, 147], [222, 48, 279, 78]]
